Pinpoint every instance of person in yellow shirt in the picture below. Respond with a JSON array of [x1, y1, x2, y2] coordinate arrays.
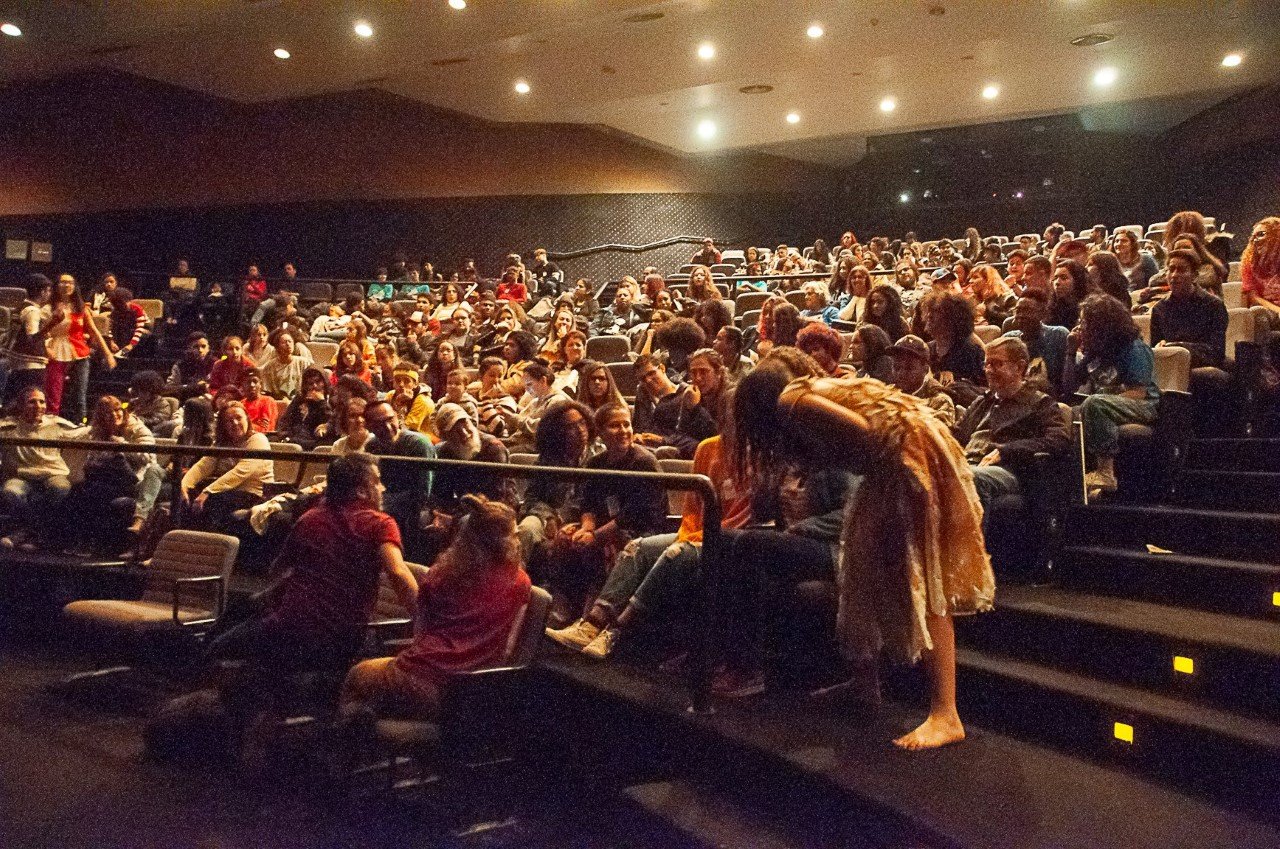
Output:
[[388, 364, 437, 442]]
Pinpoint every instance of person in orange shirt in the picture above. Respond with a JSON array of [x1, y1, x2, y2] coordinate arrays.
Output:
[[239, 369, 278, 434], [545, 431, 751, 660]]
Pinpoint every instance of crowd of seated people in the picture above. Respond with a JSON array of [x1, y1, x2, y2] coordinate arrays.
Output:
[[1, 209, 1272, 766]]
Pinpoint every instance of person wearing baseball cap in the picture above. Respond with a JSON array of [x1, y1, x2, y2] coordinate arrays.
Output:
[[431, 402, 513, 510], [888, 335, 956, 427]]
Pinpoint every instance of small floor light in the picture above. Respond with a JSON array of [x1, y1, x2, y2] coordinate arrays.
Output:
[[1272, 590, 1279, 608], [1113, 722, 1134, 744], [1173, 656, 1195, 675]]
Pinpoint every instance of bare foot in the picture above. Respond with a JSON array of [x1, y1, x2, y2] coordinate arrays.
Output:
[[893, 712, 965, 750]]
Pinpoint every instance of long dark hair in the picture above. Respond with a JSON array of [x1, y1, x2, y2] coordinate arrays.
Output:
[[51, 275, 86, 313], [534, 399, 595, 466], [865, 284, 908, 341], [770, 303, 803, 347], [1079, 293, 1141, 366], [732, 350, 824, 484], [1087, 252, 1133, 307]]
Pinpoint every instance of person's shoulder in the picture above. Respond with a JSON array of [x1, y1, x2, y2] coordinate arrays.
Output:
[[629, 445, 660, 469]]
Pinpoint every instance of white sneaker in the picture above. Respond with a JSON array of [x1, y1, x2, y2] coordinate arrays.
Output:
[[1084, 470, 1118, 493], [581, 628, 621, 661], [545, 619, 600, 651]]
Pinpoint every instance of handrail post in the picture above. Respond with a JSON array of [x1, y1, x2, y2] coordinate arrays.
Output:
[[686, 477, 722, 716]]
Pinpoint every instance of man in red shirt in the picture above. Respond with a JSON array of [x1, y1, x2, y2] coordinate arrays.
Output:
[[206, 453, 418, 732]]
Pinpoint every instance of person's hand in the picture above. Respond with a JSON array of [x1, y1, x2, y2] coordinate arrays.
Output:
[[120, 344, 134, 357], [572, 528, 595, 546], [1067, 327, 1081, 352], [51, 308, 66, 324], [192, 492, 208, 513], [315, 423, 329, 437], [430, 509, 454, 531], [681, 384, 701, 406], [558, 522, 579, 540], [979, 448, 1001, 467], [108, 341, 120, 354], [180, 488, 192, 506], [635, 432, 663, 446]]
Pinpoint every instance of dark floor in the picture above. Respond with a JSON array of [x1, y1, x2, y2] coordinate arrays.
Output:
[[0, 642, 704, 849]]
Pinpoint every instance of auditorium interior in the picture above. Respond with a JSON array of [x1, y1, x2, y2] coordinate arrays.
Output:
[[2, 3, 1280, 847]]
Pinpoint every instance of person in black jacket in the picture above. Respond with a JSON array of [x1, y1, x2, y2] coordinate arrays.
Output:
[[632, 354, 718, 459], [1150, 249, 1228, 369], [952, 336, 1071, 528]]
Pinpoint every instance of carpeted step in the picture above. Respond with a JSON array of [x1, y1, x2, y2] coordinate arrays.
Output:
[[1055, 544, 1280, 618], [1185, 439, 1280, 473], [1066, 504, 1280, 564], [957, 648, 1280, 811], [961, 586, 1280, 721], [1174, 469, 1280, 511]]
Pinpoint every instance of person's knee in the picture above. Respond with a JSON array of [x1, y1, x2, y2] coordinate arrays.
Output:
[[43, 476, 72, 501], [1, 478, 28, 507]]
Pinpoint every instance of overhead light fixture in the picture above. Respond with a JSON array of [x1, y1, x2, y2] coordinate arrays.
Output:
[[449, 0, 467, 9], [514, 79, 531, 94], [879, 97, 897, 112], [1093, 66, 1118, 86], [785, 112, 800, 124], [697, 42, 715, 60], [899, 192, 910, 203], [982, 85, 1000, 100], [696, 119, 717, 139], [273, 47, 291, 60], [807, 24, 824, 39], [1222, 53, 1242, 67], [354, 21, 374, 38], [1, 22, 21, 37]]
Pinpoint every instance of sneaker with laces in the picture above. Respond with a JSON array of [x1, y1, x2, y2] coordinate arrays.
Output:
[[545, 619, 600, 651], [581, 627, 621, 660], [1084, 469, 1118, 493]]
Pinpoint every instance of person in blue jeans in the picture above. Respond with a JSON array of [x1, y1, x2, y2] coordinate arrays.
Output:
[[1064, 294, 1161, 497]]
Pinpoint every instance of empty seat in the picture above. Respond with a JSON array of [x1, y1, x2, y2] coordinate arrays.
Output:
[[1133, 313, 1151, 344], [585, 335, 630, 364], [0, 287, 25, 310], [298, 282, 333, 304], [304, 340, 338, 365], [736, 292, 770, 314], [1228, 261, 1241, 283], [739, 309, 761, 329], [1225, 307, 1255, 360], [715, 283, 730, 298], [677, 264, 697, 275], [334, 283, 366, 302], [719, 249, 745, 264], [1223, 280, 1243, 309], [268, 440, 304, 485], [136, 299, 165, 322], [297, 443, 331, 489], [607, 361, 638, 397], [710, 264, 736, 277]]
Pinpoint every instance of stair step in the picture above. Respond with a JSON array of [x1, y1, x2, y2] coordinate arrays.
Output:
[[620, 781, 830, 849], [962, 586, 1280, 719], [957, 648, 1280, 809], [1056, 544, 1280, 618], [1186, 439, 1280, 473], [1067, 504, 1280, 564], [1175, 469, 1280, 511]]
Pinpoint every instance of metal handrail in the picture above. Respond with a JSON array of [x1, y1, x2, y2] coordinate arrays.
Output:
[[0, 435, 724, 713]]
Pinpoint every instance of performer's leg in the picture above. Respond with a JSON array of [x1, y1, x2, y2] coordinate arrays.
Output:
[[894, 612, 966, 750]]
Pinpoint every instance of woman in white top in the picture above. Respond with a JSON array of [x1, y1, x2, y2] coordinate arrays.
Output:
[[180, 401, 273, 529]]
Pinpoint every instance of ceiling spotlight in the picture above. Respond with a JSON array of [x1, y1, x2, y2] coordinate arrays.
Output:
[[786, 112, 800, 124], [449, 0, 467, 8], [354, 21, 374, 38], [879, 97, 897, 113], [696, 119, 717, 139], [982, 85, 1000, 100], [273, 47, 291, 60], [899, 192, 911, 204], [697, 42, 715, 60], [1, 22, 21, 37], [807, 24, 824, 39], [1093, 66, 1118, 86], [514, 80, 531, 94], [1222, 53, 1242, 67]]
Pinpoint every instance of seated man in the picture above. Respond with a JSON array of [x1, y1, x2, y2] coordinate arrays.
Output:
[[888, 335, 957, 427], [593, 285, 645, 337], [632, 354, 718, 459], [364, 401, 434, 557], [1150, 248, 1228, 369], [430, 403, 514, 509], [206, 454, 419, 748], [0, 387, 86, 549], [952, 337, 1070, 526], [1000, 290, 1070, 397], [501, 362, 570, 452]]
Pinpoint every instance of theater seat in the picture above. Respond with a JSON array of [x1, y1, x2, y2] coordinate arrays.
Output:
[[585, 334, 630, 364]]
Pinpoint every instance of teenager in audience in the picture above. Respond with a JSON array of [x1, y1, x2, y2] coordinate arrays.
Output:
[[1112, 229, 1158, 293], [687, 266, 720, 307], [7, 274, 53, 408], [687, 348, 730, 431], [1020, 255, 1053, 298], [423, 340, 461, 401], [1242, 216, 1280, 339], [258, 328, 310, 398], [239, 369, 278, 434], [572, 360, 622, 413], [693, 298, 733, 342], [518, 399, 593, 556], [796, 323, 846, 377], [924, 291, 986, 390], [1049, 259, 1089, 329], [338, 493, 527, 727], [1065, 294, 1160, 497], [1004, 249, 1028, 294], [244, 323, 272, 366], [538, 306, 577, 361], [208, 335, 256, 392], [331, 339, 372, 387], [550, 330, 587, 395], [765, 304, 803, 355], [965, 265, 1014, 328], [89, 272, 119, 314], [888, 335, 956, 426], [430, 282, 467, 324], [105, 287, 149, 358], [0, 387, 85, 550], [504, 361, 570, 451], [713, 326, 752, 383], [387, 364, 436, 438], [1085, 251, 1133, 308], [653, 317, 707, 380], [836, 266, 873, 323], [181, 400, 273, 530], [363, 399, 434, 556], [865, 284, 910, 342], [691, 238, 722, 266], [633, 354, 718, 459], [850, 325, 895, 383], [1168, 232, 1228, 297], [495, 268, 529, 304], [1151, 249, 1228, 368], [1001, 291, 1069, 397], [279, 367, 331, 447], [732, 351, 994, 749], [544, 404, 664, 624], [45, 273, 115, 424]]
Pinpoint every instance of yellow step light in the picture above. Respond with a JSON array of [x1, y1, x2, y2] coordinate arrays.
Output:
[[1113, 722, 1135, 744], [1173, 656, 1195, 675], [1272, 591, 1280, 608]]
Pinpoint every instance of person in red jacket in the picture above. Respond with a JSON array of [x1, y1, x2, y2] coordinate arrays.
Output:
[[106, 287, 150, 358], [494, 268, 528, 304], [241, 264, 268, 306], [208, 335, 256, 392], [240, 369, 278, 434]]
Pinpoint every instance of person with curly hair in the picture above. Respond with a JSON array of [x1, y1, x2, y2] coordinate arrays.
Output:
[[1065, 294, 1160, 496], [653, 316, 707, 380], [796, 322, 846, 376], [1242, 216, 1280, 335], [923, 291, 985, 387]]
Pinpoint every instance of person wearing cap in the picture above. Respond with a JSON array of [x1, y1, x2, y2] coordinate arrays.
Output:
[[951, 336, 1071, 527], [388, 364, 436, 438], [889, 335, 956, 427], [431, 402, 514, 510]]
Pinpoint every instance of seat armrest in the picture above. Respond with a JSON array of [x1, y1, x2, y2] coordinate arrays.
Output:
[[171, 575, 225, 626], [366, 617, 413, 650]]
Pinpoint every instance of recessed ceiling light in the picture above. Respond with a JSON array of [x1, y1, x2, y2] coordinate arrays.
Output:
[[982, 85, 1000, 100], [879, 97, 897, 113], [514, 80, 531, 94], [1222, 53, 1242, 67], [354, 21, 374, 38], [807, 24, 824, 39], [1071, 33, 1114, 47], [1, 22, 21, 37], [899, 192, 911, 203], [449, 0, 467, 9], [696, 119, 717, 139], [697, 42, 715, 61], [786, 112, 800, 124], [1093, 66, 1118, 86], [273, 47, 291, 60]]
